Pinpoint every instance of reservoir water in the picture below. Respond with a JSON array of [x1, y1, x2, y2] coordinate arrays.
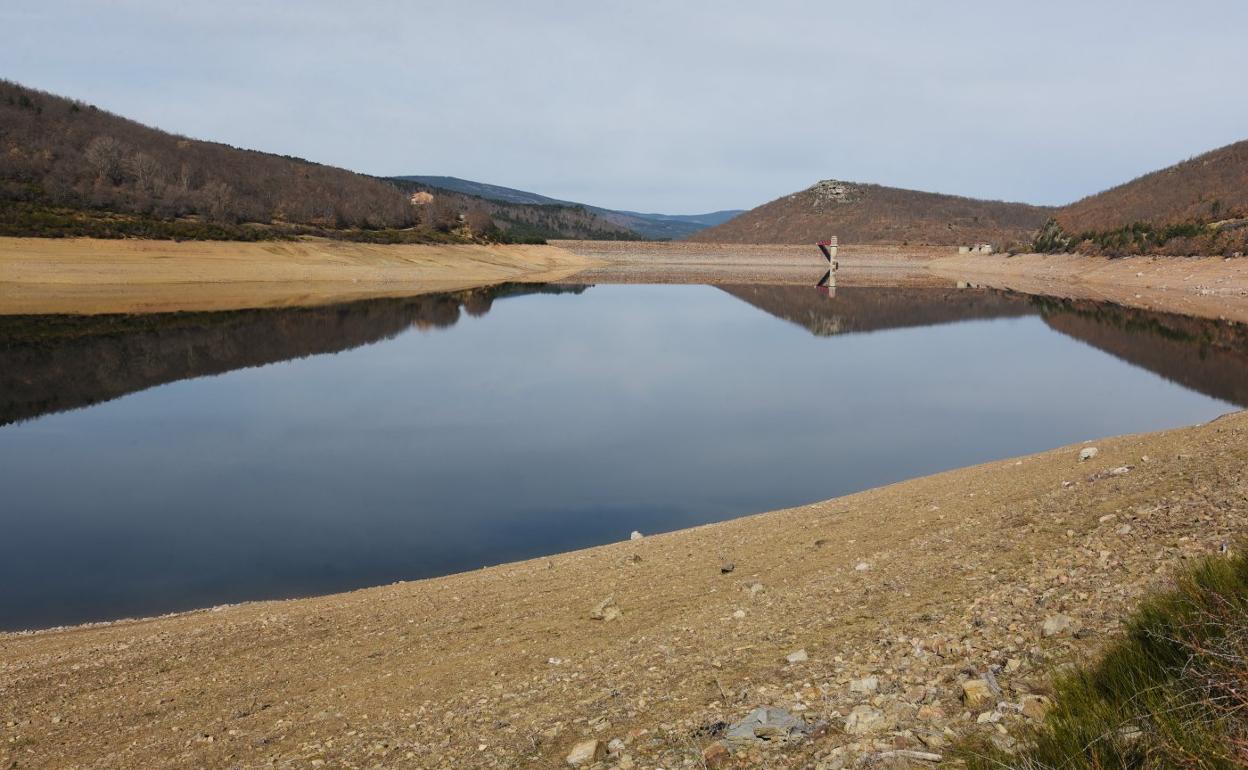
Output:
[[2, 281, 1245, 630]]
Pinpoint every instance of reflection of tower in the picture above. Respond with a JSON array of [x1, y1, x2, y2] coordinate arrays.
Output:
[[815, 270, 836, 298], [817, 237, 839, 272]]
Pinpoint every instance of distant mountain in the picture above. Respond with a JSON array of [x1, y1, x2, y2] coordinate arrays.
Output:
[[392, 175, 743, 240], [688, 179, 1051, 247], [387, 177, 640, 242], [1056, 140, 1248, 233]]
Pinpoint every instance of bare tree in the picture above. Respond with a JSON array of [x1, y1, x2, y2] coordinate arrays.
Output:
[[83, 136, 126, 184], [128, 152, 163, 194]]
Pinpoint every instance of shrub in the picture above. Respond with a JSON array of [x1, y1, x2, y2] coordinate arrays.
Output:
[[960, 549, 1248, 769]]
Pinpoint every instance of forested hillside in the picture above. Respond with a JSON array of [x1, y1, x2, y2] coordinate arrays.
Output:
[[0, 80, 426, 239]]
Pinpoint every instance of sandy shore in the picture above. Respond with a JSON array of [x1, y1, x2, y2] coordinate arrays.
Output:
[[555, 241, 1248, 325], [3, 412, 1246, 769], [4, 238, 1248, 768], [931, 251, 1248, 325], [0, 237, 596, 315]]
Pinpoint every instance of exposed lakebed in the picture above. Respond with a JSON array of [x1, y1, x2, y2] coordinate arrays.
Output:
[[1, 282, 1244, 630]]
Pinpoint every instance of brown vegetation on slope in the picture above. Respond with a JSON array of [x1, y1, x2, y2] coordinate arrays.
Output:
[[1035, 140, 1248, 257], [687, 179, 1051, 247], [0, 80, 415, 232], [1057, 140, 1248, 233]]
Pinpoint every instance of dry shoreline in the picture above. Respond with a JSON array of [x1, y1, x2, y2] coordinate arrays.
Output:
[[4, 237, 1248, 768], [3, 413, 1246, 769], [0, 237, 597, 315]]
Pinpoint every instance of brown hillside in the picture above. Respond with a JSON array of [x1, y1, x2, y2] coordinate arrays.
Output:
[[0, 80, 413, 230], [688, 180, 1051, 246], [1056, 140, 1248, 233]]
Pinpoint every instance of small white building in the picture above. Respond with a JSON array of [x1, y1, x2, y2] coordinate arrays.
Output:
[[959, 243, 994, 255]]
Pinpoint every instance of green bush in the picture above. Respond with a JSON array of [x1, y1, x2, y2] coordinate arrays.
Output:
[[960, 549, 1248, 769]]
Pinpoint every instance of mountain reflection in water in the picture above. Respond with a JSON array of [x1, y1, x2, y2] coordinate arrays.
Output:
[[720, 284, 1248, 408], [0, 283, 587, 427], [0, 281, 1243, 630]]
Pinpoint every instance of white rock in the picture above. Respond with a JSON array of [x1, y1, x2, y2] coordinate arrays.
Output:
[[1079, 447, 1099, 462], [844, 705, 889, 735], [629, 530, 643, 540], [565, 738, 605, 766], [589, 596, 620, 621], [855, 561, 871, 572], [786, 649, 809, 664], [849, 676, 879, 694]]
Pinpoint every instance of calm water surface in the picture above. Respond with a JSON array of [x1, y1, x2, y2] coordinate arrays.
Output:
[[1, 282, 1245, 630]]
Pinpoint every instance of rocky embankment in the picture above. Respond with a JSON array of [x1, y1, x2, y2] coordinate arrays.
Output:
[[3, 412, 1245, 769]]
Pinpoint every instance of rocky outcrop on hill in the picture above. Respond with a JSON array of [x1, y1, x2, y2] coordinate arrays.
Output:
[[689, 180, 1050, 247]]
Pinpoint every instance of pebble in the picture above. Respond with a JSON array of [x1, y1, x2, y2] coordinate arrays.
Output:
[[720, 562, 735, 574], [848, 676, 879, 694], [786, 649, 809, 664], [844, 705, 889, 735], [589, 596, 621, 622], [961, 678, 993, 709], [1042, 613, 1081, 637], [1020, 694, 1052, 721], [855, 561, 871, 572]]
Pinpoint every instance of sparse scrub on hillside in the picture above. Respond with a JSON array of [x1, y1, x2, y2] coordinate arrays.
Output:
[[0, 201, 474, 244], [1057, 140, 1248, 237], [1032, 216, 1248, 257], [960, 549, 1248, 769]]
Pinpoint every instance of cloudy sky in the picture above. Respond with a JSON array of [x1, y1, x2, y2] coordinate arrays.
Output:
[[4, 0, 1246, 213]]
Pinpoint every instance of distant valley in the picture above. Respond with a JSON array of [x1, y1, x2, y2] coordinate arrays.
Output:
[[391, 175, 744, 240]]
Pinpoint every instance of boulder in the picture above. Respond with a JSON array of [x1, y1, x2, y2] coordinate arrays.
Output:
[[723, 706, 813, 744]]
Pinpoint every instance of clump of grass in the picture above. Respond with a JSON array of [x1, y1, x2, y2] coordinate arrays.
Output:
[[961, 549, 1248, 769]]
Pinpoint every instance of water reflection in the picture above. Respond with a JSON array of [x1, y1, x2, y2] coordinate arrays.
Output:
[[0, 284, 587, 427], [718, 284, 1248, 407], [0, 282, 1243, 630]]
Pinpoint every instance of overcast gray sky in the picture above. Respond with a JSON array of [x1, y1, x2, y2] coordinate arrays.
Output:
[[4, 0, 1246, 213]]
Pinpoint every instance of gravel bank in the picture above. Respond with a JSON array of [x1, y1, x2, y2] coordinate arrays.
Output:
[[3, 413, 1245, 769]]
